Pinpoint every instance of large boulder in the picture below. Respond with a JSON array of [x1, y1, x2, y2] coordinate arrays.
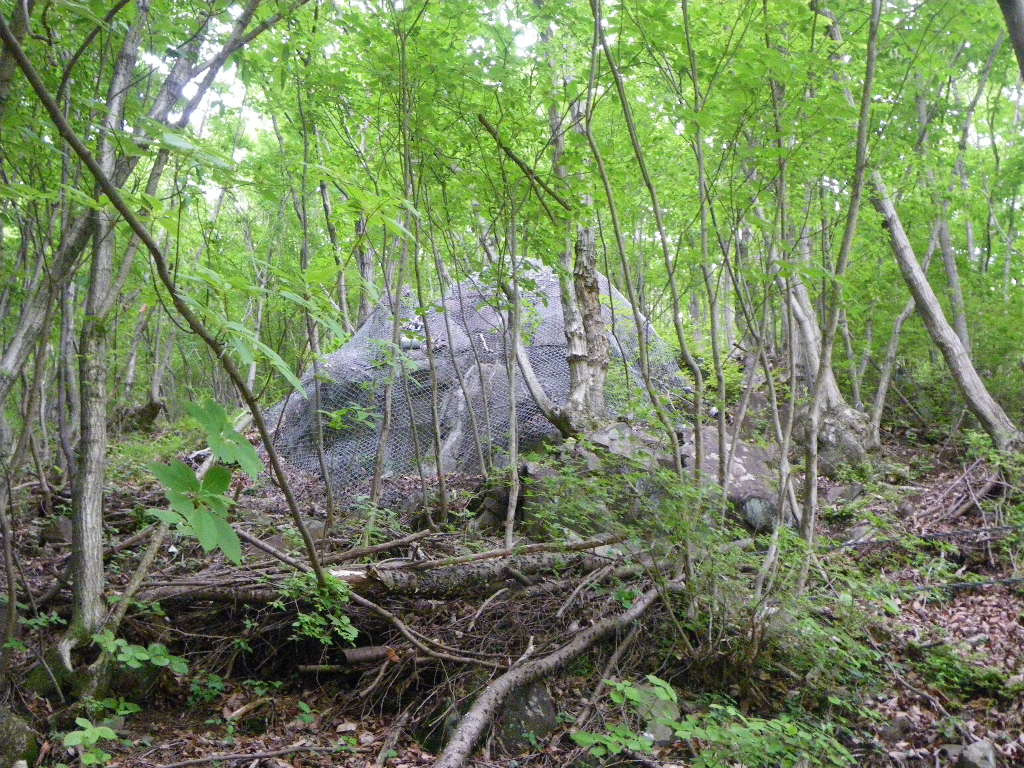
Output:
[[266, 268, 678, 495], [493, 681, 559, 754]]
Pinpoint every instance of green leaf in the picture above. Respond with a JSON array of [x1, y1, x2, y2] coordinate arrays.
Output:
[[150, 460, 200, 493], [226, 433, 262, 479], [202, 465, 233, 495], [148, 508, 186, 526], [191, 509, 219, 552], [162, 130, 198, 153], [213, 515, 243, 564], [63, 731, 85, 747]]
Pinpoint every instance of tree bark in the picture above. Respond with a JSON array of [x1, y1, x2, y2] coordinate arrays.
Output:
[[870, 172, 1020, 450], [68, 0, 152, 647], [998, 0, 1024, 80]]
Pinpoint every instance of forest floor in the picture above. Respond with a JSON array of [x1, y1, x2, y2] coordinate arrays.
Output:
[[6, 428, 1024, 768]]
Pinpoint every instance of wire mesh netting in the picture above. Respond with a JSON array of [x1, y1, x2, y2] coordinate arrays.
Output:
[[265, 268, 682, 498]]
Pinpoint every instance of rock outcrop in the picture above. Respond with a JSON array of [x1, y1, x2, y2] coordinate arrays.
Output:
[[266, 269, 678, 495]]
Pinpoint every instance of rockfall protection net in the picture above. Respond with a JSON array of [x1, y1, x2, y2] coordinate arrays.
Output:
[[265, 268, 682, 499]]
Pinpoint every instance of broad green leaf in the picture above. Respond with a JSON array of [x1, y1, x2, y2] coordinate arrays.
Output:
[[213, 515, 243, 564], [191, 509, 219, 552], [147, 508, 186, 526], [150, 460, 200, 493], [202, 465, 233, 495]]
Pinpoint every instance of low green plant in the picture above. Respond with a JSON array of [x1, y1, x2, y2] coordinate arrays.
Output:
[[319, 404, 378, 432], [83, 696, 141, 719], [571, 722, 653, 757], [668, 702, 854, 768], [93, 630, 188, 676], [572, 678, 854, 768], [912, 645, 1016, 702], [243, 678, 283, 697], [107, 428, 199, 486], [296, 701, 317, 725], [272, 572, 358, 645], [189, 672, 227, 705], [62, 717, 118, 766]]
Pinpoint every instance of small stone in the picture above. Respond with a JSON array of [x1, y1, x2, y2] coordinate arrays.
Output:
[[844, 521, 877, 544], [40, 516, 72, 544], [826, 483, 864, 504], [880, 713, 913, 741], [632, 682, 681, 746], [957, 740, 996, 768]]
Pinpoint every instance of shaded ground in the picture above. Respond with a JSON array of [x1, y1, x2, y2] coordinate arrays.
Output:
[[5, 430, 1023, 767]]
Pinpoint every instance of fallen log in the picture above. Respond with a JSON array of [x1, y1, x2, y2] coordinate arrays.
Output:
[[143, 549, 624, 604]]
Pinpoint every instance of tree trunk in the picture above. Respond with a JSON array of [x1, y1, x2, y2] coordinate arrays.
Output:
[[68, 0, 152, 649], [998, 0, 1024, 80], [870, 172, 1020, 450]]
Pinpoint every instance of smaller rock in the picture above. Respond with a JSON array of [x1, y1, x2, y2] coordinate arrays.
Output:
[[844, 520, 877, 545], [957, 739, 996, 768], [632, 682, 680, 746], [826, 483, 864, 504], [0, 708, 39, 768], [40, 516, 72, 544], [493, 682, 558, 755], [880, 713, 913, 741]]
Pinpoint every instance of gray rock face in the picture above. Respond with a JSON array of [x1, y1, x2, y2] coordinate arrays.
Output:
[[0, 709, 38, 768], [267, 269, 678, 496], [957, 740, 997, 768], [798, 406, 869, 478], [493, 681, 559, 754], [680, 426, 789, 532]]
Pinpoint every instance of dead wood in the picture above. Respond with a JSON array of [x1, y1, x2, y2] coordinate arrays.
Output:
[[431, 578, 685, 768], [144, 549, 618, 604]]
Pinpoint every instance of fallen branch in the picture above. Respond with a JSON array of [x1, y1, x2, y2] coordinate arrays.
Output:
[[402, 533, 626, 571], [152, 743, 335, 768], [147, 548, 618, 603], [432, 578, 685, 768]]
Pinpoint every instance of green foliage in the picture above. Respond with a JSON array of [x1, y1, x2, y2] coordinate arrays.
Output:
[[84, 697, 141, 718], [573, 679, 853, 768], [667, 702, 854, 768], [570, 723, 653, 757], [93, 630, 188, 676], [320, 404, 378, 432], [188, 672, 227, 705], [147, 460, 242, 564], [912, 645, 1018, 703], [107, 428, 200, 486], [183, 399, 262, 479], [146, 399, 258, 564], [273, 572, 358, 646], [62, 718, 118, 766]]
